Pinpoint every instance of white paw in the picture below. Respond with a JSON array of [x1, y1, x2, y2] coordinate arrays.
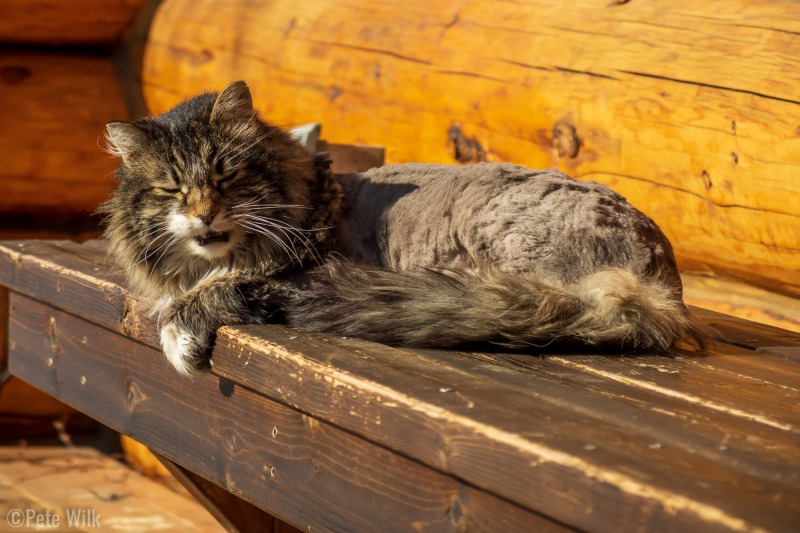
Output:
[[160, 322, 195, 377]]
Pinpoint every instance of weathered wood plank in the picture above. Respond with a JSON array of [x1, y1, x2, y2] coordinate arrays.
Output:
[[682, 273, 800, 334], [140, 0, 800, 300], [693, 307, 800, 349], [1, 284, 76, 418], [3, 239, 800, 530], [0, 446, 224, 532], [155, 454, 302, 533], [8, 294, 559, 533], [0, 240, 158, 346], [212, 326, 800, 532]]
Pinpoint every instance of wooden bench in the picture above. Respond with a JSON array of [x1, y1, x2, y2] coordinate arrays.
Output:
[[2, 239, 799, 532]]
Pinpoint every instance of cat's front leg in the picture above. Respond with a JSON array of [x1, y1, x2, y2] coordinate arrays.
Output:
[[159, 274, 290, 376]]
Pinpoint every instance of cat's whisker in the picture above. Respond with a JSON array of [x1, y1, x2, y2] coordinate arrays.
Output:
[[242, 213, 327, 245], [147, 233, 182, 284], [106, 223, 174, 276], [236, 220, 302, 265], [238, 214, 323, 265], [262, 224, 318, 262], [231, 213, 324, 232], [230, 203, 309, 212], [132, 233, 172, 270], [132, 222, 174, 263], [236, 216, 306, 264], [247, 224, 303, 266], [229, 193, 271, 209]]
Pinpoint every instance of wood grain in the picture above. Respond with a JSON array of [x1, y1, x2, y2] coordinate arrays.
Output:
[[0, 52, 128, 223], [0, 0, 146, 45], [0, 277, 75, 418], [211, 326, 800, 532], [140, 0, 800, 298], [8, 294, 560, 533], [683, 273, 800, 333], [2, 240, 800, 531], [0, 446, 224, 532], [156, 454, 302, 533]]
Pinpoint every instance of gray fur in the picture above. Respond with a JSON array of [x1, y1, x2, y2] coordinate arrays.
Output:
[[102, 81, 704, 376], [291, 164, 702, 351]]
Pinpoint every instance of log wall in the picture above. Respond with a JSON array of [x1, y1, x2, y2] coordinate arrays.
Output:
[[0, 0, 145, 46], [0, 1, 145, 418], [141, 0, 800, 316], [0, 52, 128, 230]]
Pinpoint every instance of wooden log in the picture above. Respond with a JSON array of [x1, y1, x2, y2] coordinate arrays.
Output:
[[0, 51, 129, 229], [141, 0, 800, 297], [0, 0, 147, 45]]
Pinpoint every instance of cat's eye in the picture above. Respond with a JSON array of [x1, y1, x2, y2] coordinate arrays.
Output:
[[214, 158, 225, 175], [157, 187, 183, 195]]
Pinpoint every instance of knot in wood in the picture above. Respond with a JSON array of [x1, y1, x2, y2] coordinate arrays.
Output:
[[448, 496, 464, 527], [126, 379, 147, 413], [1, 66, 32, 85], [552, 120, 581, 158], [448, 124, 486, 164]]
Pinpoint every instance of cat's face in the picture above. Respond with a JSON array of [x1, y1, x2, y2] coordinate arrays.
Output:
[[102, 81, 316, 294]]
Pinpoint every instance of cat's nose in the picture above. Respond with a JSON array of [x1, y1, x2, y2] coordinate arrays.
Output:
[[198, 206, 220, 226]]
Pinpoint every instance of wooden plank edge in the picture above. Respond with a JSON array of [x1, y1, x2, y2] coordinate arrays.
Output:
[[155, 453, 297, 533], [213, 326, 796, 533], [2, 240, 799, 530], [8, 293, 561, 533]]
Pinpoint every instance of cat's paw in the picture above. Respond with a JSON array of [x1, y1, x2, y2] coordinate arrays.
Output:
[[160, 321, 212, 376]]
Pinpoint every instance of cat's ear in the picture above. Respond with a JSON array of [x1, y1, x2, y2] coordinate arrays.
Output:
[[210, 81, 255, 124], [105, 121, 148, 166]]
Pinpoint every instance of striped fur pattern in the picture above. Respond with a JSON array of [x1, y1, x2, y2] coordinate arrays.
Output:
[[102, 81, 704, 375]]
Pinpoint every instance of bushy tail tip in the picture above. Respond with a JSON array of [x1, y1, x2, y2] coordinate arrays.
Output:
[[286, 261, 707, 352]]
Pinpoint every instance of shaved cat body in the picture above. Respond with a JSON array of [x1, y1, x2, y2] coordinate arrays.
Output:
[[103, 81, 703, 376]]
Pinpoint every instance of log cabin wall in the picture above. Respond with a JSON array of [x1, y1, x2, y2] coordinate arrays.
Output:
[[0, 0, 146, 241], [140, 0, 800, 332], [0, 0, 148, 422]]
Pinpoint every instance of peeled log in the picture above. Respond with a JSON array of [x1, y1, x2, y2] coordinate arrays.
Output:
[[0, 52, 128, 223], [142, 0, 800, 297], [0, 0, 146, 45]]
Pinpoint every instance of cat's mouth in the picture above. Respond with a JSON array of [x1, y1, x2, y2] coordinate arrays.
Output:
[[195, 231, 229, 247]]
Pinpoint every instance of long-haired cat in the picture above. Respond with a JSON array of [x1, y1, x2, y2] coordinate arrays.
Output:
[[102, 81, 704, 376]]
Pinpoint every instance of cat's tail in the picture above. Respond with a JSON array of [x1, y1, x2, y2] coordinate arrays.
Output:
[[286, 261, 707, 352]]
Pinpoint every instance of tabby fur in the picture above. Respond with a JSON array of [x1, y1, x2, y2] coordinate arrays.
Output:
[[102, 81, 704, 375]]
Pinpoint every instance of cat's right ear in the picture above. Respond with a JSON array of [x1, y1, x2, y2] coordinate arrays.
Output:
[[105, 121, 148, 166], [211, 81, 255, 124]]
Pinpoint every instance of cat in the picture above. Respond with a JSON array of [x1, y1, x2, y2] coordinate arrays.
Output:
[[102, 80, 704, 376]]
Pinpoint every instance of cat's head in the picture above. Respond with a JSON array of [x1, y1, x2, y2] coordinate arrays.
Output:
[[101, 81, 318, 298]]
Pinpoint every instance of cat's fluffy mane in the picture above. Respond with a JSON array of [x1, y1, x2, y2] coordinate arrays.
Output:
[[101, 82, 342, 305]]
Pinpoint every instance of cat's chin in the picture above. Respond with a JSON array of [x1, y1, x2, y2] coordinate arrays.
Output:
[[189, 231, 240, 260]]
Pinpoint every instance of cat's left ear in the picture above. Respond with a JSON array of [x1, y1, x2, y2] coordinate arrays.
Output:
[[211, 81, 254, 124], [105, 121, 149, 166]]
